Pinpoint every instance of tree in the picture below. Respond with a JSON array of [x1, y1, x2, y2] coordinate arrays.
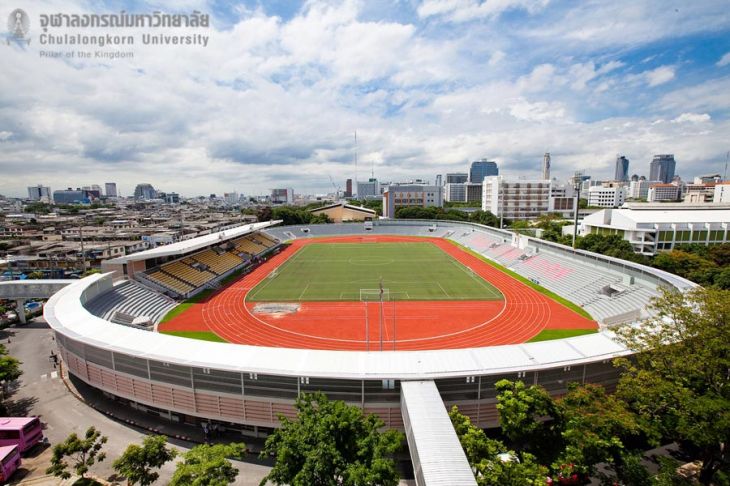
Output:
[[256, 206, 273, 222], [260, 392, 403, 486], [614, 287, 730, 485], [0, 344, 22, 410], [469, 209, 499, 227], [496, 380, 648, 484], [47, 426, 108, 480], [170, 443, 245, 486], [449, 406, 548, 485], [576, 233, 642, 263], [113, 435, 177, 486], [495, 379, 563, 463]]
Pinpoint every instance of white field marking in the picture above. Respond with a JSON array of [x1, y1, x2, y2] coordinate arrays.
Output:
[[436, 281, 451, 299], [248, 245, 307, 299], [298, 282, 311, 300], [449, 259, 502, 298]]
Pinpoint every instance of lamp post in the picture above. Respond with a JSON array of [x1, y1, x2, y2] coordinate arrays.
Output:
[[572, 177, 581, 248]]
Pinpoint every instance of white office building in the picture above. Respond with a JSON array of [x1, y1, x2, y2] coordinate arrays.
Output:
[[588, 185, 626, 208], [648, 184, 681, 202], [581, 203, 730, 255], [714, 183, 730, 203], [482, 176, 551, 220]]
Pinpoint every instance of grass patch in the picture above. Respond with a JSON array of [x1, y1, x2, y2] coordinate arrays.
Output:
[[528, 328, 598, 342], [449, 241, 594, 320], [160, 289, 216, 323], [248, 242, 503, 302], [159, 330, 227, 342]]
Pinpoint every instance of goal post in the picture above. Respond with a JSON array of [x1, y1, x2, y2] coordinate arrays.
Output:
[[359, 288, 390, 302]]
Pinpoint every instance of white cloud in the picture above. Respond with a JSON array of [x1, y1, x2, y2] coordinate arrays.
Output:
[[0, 0, 727, 198], [417, 0, 548, 22], [717, 52, 730, 67], [672, 113, 711, 123], [488, 50, 506, 66], [645, 66, 675, 87]]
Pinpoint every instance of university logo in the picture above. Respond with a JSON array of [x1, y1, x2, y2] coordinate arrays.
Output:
[[7, 8, 31, 45]]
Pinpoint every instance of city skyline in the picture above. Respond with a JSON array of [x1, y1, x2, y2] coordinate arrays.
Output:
[[2, 0, 730, 197]]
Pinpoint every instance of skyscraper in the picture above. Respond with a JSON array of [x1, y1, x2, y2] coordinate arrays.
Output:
[[614, 156, 629, 182], [542, 153, 551, 180], [134, 183, 157, 200], [649, 154, 676, 184], [469, 159, 498, 183], [27, 184, 51, 202], [105, 182, 117, 197], [345, 179, 353, 198]]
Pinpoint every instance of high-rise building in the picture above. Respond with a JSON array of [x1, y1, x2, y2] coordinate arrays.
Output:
[[614, 156, 629, 181], [271, 188, 294, 204], [134, 183, 157, 200], [105, 183, 117, 197], [649, 154, 676, 183], [446, 173, 468, 184], [344, 179, 353, 198], [356, 178, 380, 199], [27, 184, 51, 202], [482, 176, 551, 220], [542, 153, 551, 180], [444, 183, 466, 202], [53, 188, 87, 204], [469, 159, 498, 183], [435, 174, 442, 187], [223, 192, 238, 205]]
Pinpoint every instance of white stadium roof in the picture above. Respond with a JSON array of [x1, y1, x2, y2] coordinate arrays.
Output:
[[105, 220, 282, 263], [45, 273, 632, 380]]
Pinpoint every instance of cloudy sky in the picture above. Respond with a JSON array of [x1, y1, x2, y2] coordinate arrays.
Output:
[[1, 0, 730, 198]]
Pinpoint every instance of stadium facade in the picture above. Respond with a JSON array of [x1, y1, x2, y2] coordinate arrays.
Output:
[[45, 220, 695, 438]]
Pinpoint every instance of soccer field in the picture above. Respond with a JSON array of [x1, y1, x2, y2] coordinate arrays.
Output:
[[247, 242, 503, 301]]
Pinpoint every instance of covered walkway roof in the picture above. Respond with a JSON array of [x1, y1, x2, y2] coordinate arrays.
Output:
[[401, 380, 477, 486]]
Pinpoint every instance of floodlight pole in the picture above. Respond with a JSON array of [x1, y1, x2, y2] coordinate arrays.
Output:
[[379, 295, 384, 352], [364, 299, 369, 352], [392, 298, 396, 351], [572, 177, 580, 249]]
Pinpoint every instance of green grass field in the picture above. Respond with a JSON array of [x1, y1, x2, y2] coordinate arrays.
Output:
[[247, 242, 503, 302], [159, 330, 227, 342], [527, 329, 597, 342]]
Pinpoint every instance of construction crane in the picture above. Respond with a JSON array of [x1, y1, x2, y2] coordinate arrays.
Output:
[[328, 175, 341, 201]]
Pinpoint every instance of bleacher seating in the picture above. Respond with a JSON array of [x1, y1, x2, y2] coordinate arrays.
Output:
[[142, 231, 279, 296], [147, 270, 195, 295], [192, 249, 242, 275], [84, 280, 176, 326]]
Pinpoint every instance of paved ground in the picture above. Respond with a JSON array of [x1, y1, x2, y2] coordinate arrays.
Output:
[[4, 317, 415, 485], [3, 317, 272, 485]]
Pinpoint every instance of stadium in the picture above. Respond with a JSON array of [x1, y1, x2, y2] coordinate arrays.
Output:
[[43, 219, 694, 479]]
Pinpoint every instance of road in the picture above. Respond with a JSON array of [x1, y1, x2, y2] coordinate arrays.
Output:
[[3, 317, 272, 485]]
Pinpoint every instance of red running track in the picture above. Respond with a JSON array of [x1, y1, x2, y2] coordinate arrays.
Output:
[[159, 236, 597, 351]]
